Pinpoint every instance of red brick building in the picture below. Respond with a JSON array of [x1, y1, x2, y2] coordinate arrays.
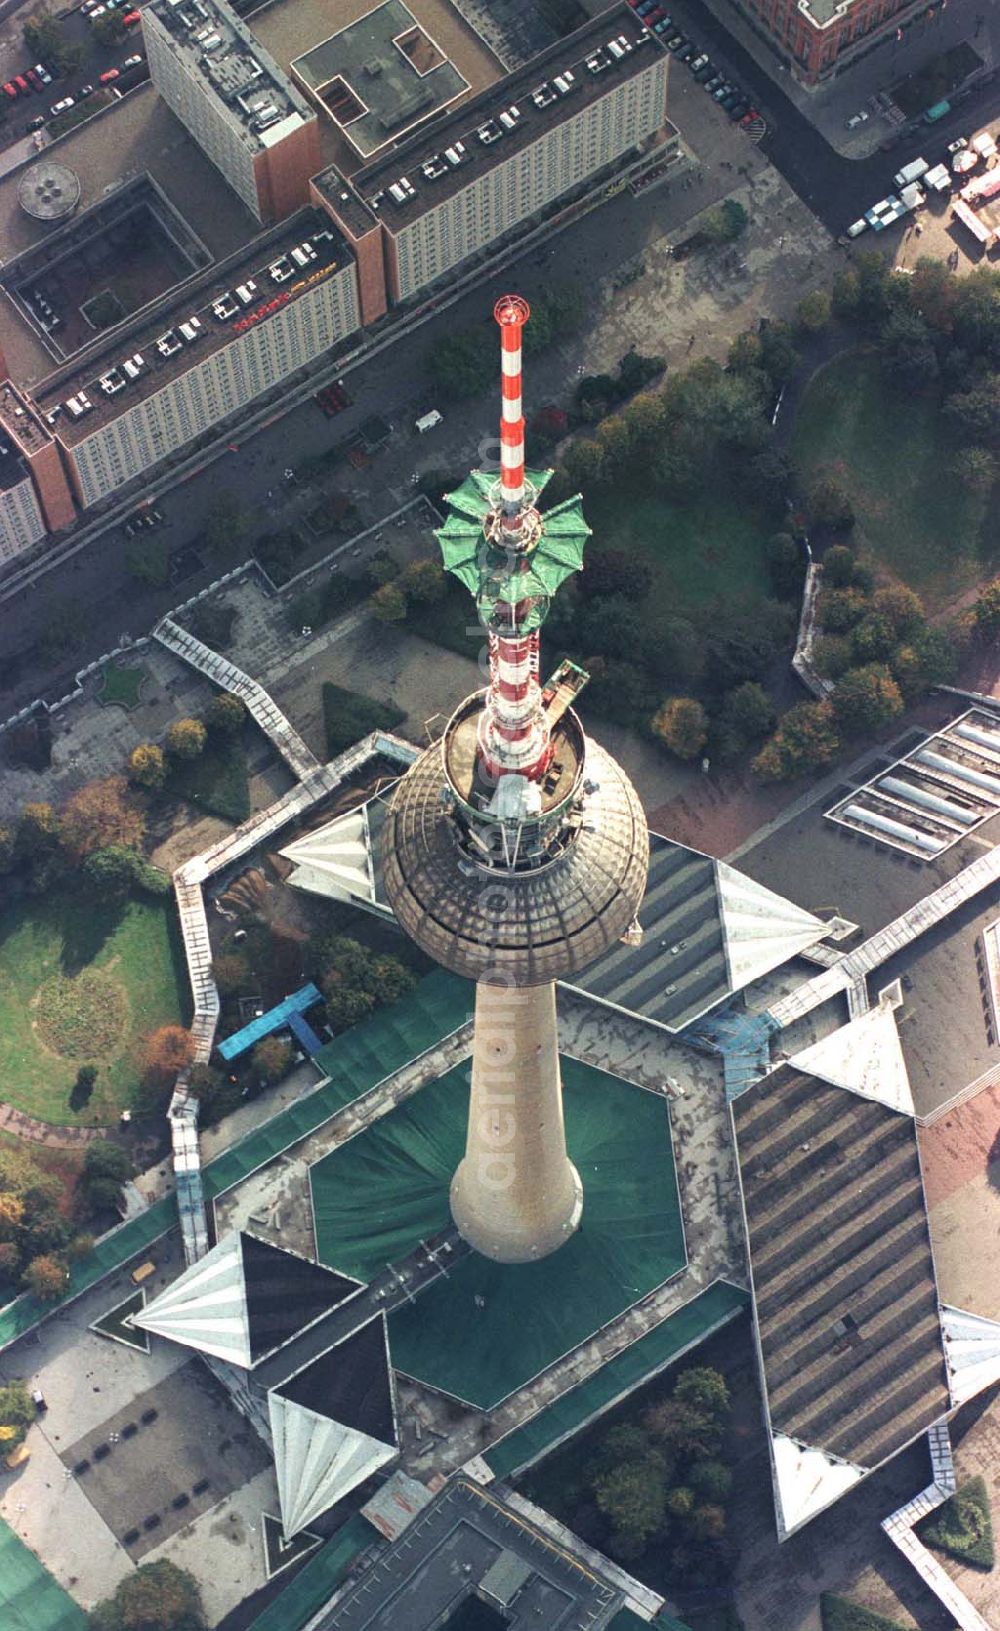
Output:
[[736, 0, 925, 84]]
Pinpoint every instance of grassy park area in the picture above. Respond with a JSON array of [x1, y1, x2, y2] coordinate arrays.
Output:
[[583, 488, 774, 620], [0, 896, 188, 1125], [792, 352, 996, 610]]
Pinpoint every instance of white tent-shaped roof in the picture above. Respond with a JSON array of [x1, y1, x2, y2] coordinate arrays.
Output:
[[790, 1002, 914, 1117], [131, 1233, 254, 1366], [771, 1435, 864, 1540], [269, 1315, 398, 1537], [280, 809, 378, 906], [716, 862, 826, 990], [941, 1305, 1000, 1407]]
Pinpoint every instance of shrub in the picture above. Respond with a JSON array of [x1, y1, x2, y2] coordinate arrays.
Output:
[[820, 1594, 910, 1631], [919, 1476, 994, 1569], [166, 718, 207, 760], [212, 953, 250, 996], [248, 1036, 292, 1089]]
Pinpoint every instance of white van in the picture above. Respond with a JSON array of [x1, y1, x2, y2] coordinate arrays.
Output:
[[415, 410, 442, 434], [893, 156, 928, 189]]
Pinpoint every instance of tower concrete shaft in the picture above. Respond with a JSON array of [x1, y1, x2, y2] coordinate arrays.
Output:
[[450, 980, 582, 1263]]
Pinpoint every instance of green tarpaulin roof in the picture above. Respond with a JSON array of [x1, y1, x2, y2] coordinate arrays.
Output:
[[311, 1056, 685, 1409], [0, 1519, 86, 1631]]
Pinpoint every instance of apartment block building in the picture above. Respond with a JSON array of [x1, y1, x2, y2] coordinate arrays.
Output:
[[0, 453, 47, 564], [316, 7, 670, 303], [37, 221, 360, 507], [734, 0, 923, 83], [143, 0, 321, 222]]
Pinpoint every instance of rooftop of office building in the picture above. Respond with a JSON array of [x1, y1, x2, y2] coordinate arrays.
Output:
[[34, 206, 354, 446], [146, 0, 316, 154], [319, 1, 666, 234], [291, 0, 470, 159]]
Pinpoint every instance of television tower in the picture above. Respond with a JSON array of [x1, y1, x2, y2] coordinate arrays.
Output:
[[382, 296, 648, 1264]]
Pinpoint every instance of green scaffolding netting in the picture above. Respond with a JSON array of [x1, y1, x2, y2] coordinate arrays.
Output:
[[311, 1057, 686, 1409], [483, 1281, 749, 1482], [0, 1519, 86, 1631], [203, 969, 472, 1201], [245, 1513, 371, 1631]]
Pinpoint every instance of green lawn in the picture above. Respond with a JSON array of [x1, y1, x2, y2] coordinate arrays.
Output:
[[582, 487, 775, 622], [0, 896, 188, 1125], [168, 738, 251, 822], [791, 351, 996, 611], [98, 663, 148, 710]]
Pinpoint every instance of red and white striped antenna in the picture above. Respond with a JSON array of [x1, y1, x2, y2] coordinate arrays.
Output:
[[495, 293, 529, 532]]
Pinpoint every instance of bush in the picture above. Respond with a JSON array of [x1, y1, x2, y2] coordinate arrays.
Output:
[[166, 718, 207, 760], [702, 198, 749, 242], [918, 1476, 995, 1569], [322, 683, 405, 758], [820, 1595, 910, 1631]]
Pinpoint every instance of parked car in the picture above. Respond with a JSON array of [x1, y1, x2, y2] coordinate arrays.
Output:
[[704, 74, 725, 92], [78, 83, 94, 97], [721, 89, 743, 110], [88, 5, 107, 16], [846, 217, 868, 238], [25, 68, 43, 91], [50, 97, 74, 114], [714, 82, 736, 101], [845, 111, 868, 129], [677, 42, 696, 62], [727, 97, 749, 120], [740, 108, 761, 128], [122, 10, 142, 24], [121, 53, 144, 68], [694, 61, 718, 82], [652, 17, 672, 33], [689, 53, 709, 73], [665, 34, 686, 50], [13, 75, 29, 94], [947, 136, 969, 155], [1, 82, 16, 99], [26, 112, 45, 129], [32, 63, 52, 84], [99, 67, 120, 82]]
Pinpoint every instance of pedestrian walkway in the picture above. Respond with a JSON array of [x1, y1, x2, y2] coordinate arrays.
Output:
[[153, 615, 319, 780], [0, 1101, 106, 1149], [768, 842, 1000, 1030], [881, 1422, 990, 1631]]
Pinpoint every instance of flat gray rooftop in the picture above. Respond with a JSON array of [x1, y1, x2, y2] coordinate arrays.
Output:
[[327, 1, 665, 232], [733, 1065, 948, 1470], [293, 0, 469, 158], [319, 1477, 621, 1628]]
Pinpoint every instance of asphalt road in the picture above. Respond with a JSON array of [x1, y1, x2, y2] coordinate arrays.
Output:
[[661, 0, 1000, 231]]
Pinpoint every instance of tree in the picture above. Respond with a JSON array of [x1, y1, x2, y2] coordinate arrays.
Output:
[[879, 310, 939, 392], [187, 1064, 240, 1130], [144, 1026, 194, 1078], [594, 1456, 667, 1560], [850, 611, 896, 664], [83, 1141, 130, 1186], [581, 548, 652, 603], [821, 587, 869, 633], [823, 544, 857, 589], [944, 375, 1000, 444], [204, 694, 246, 736], [0, 1381, 33, 1449], [562, 438, 604, 488], [369, 955, 417, 1005], [765, 532, 804, 599], [60, 778, 146, 863], [973, 577, 1000, 640], [760, 323, 800, 388], [530, 404, 568, 445], [813, 634, 853, 681], [212, 953, 250, 996], [651, 698, 709, 760], [90, 1560, 205, 1631], [367, 550, 400, 588], [953, 446, 997, 499], [622, 391, 667, 445], [806, 473, 854, 531], [701, 198, 748, 242], [248, 1036, 292, 1089], [578, 594, 643, 662], [674, 1366, 730, 1419], [17, 802, 59, 856], [718, 682, 775, 755], [82, 845, 139, 902], [645, 1396, 723, 1459], [752, 701, 840, 782], [795, 290, 831, 334], [23, 1253, 68, 1301], [128, 743, 167, 790], [831, 665, 904, 738], [594, 416, 633, 479], [23, 13, 80, 72], [870, 584, 924, 640], [70, 1065, 98, 1112], [401, 560, 447, 604], [688, 1458, 734, 1503], [742, 446, 794, 511], [166, 718, 206, 760], [92, 10, 125, 43], [371, 581, 408, 623], [0, 825, 14, 873], [428, 326, 494, 399]]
